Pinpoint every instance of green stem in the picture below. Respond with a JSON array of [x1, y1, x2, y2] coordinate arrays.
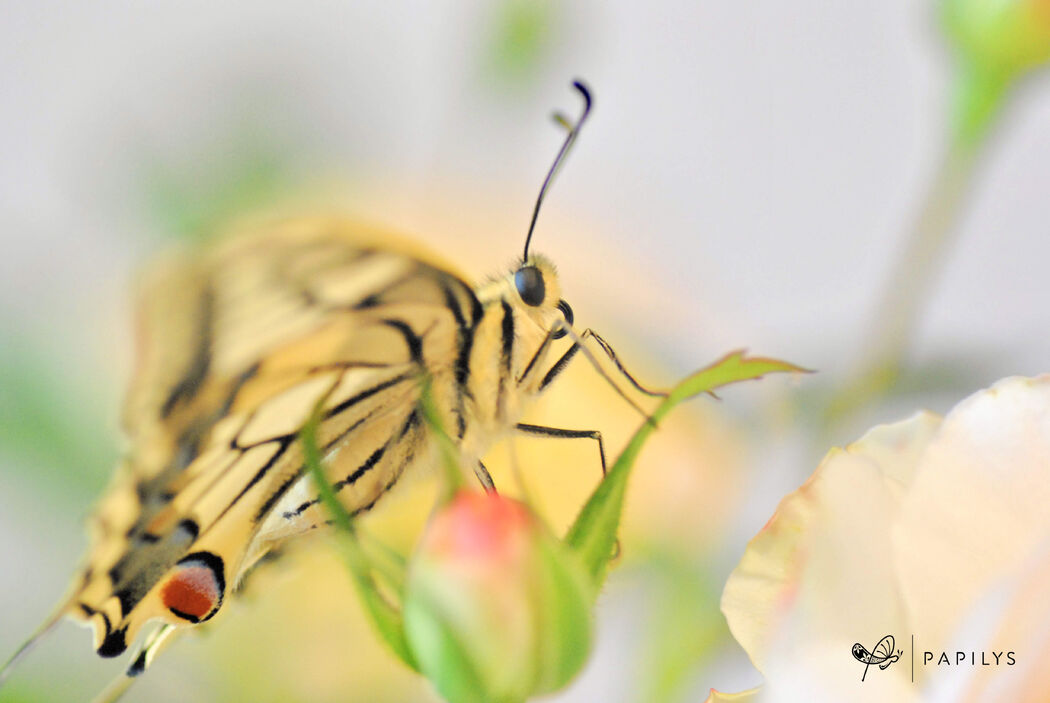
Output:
[[825, 63, 1010, 424], [417, 376, 469, 501], [952, 61, 1012, 150], [859, 146, 977, 379]]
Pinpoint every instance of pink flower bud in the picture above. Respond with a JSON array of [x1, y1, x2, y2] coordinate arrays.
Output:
[[404, 491, 592, 703]]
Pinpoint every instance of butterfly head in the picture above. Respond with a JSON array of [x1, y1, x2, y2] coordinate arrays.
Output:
[[508, 80, 590, 342], [511, 255, 574, 339]]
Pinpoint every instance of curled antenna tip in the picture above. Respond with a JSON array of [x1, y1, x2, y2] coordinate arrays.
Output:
[[521, 79, 595, 261], [571, 80, 592, 112]]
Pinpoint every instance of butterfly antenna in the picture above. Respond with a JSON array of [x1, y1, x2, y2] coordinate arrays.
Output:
[[522, 79, 593, 262], [0, 609, 65, 688]]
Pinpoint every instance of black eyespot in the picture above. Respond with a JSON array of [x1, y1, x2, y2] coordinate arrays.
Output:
[[514, 266, 546, 306], [552, 299, 574, 340]]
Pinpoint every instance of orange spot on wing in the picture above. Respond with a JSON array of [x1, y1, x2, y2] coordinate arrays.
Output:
[[162, 565, 219, 621]]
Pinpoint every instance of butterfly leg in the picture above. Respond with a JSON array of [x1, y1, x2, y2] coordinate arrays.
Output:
[[584, 330, 667, 398], [540, 328, 664, 397], [514, 422, 620, 559], [530, 327, 663, 425], [474, 460, 496, 492], [515, 423, 607, 477]]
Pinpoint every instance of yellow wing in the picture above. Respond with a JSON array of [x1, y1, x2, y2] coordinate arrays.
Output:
[[70, 217, 481, 658]]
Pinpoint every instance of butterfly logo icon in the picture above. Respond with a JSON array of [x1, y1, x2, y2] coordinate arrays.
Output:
[[852, 635, 903, 681]]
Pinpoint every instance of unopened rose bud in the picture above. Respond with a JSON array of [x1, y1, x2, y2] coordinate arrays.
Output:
[[939, 0, 1050, 143], [404, 490, 592, 703], [942, 0, 1050, 75]]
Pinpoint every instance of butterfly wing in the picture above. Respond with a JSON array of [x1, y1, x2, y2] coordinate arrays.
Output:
[[68, 218, 481, 658], [872, 635, 896, 662], [851, 643, 875, 664]]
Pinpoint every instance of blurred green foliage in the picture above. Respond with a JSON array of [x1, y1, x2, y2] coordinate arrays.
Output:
[[482, 0, 561, 89], [0, 679, 52, 703], [142, 133, 294, 241], [0, 335, 115, 501], [634, 548, 728, 703]]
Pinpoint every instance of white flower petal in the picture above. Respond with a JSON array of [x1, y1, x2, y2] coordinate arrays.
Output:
[[722, 412, 940, 673], [894, 376, 1050, 652], [923, 537, 1050, 703]]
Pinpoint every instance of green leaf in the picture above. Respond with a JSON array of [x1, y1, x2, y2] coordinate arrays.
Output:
[[417, 376, 469, 500], [565, 351, 808, 587]]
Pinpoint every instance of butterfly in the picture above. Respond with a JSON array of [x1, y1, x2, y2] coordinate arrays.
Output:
[[852, 635, 903, 681], [0, 81, 660, 699]]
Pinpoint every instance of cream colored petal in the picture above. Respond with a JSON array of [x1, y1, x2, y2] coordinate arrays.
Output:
[[894, 375, 1050, 653], [924, 537, 1050, 703], [722, 412, 940, 674], [703, 687, 762, 702]]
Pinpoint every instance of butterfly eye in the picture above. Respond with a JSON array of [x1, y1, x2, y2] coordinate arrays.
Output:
[[552, 299, 574, 340], [514, 265, 546, 306]]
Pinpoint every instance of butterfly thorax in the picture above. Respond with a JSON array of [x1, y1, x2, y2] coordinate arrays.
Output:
[[458, 254, 565, 455]]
